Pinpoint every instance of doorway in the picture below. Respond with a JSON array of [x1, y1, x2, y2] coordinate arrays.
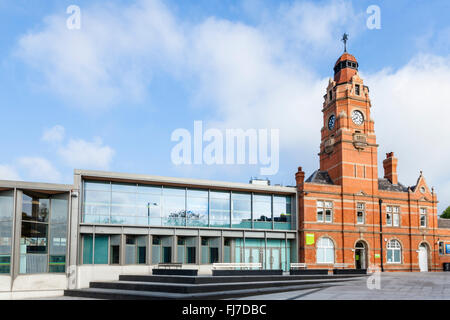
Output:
[[418, 244, 428, 272], [355, 241, 367, 270], [265, 248, 281, 270]]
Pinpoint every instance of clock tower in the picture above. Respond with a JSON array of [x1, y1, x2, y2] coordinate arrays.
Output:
[[319, 49, 379, 194]]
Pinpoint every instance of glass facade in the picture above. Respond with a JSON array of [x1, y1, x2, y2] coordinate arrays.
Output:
[[20, 193, 68, 274], [232, 193, 251, 228], [82, 180, 294, 230], [234, 238, 292, 271], [0, 191, 13, 274], [253, 195, 272, 229]]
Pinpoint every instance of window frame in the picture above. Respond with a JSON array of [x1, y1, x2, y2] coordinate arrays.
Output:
[[386, 239, 402, 264], [356, 202, 365, 224], [419, 208, 427, 228], [316, 237, 335, 264], [386, 205, 400, 227], [316, 200, 333, 223]]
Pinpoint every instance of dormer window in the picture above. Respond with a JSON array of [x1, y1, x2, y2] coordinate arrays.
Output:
[[329, 90, 332, 101], [355, 84, 360, 96]]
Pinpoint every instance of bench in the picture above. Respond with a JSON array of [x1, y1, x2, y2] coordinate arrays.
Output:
[[212, 263, 262, 270], [333, 263, 349, 269], [289, 263, 307, 270], [157, 263, 183, 269]]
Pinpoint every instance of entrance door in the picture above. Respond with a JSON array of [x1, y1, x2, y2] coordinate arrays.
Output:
[[355, 242, 366, 270], [251, 248, 260, 269], [419, 244, 428, 272], [269, 248, 280, 270], [163, 247, 172, 263]]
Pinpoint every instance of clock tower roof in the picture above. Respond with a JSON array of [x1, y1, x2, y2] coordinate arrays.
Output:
[[333, 52, 359, 84]]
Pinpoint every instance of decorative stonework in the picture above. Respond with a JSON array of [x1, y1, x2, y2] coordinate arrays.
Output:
[[352, 132, 368, 150]]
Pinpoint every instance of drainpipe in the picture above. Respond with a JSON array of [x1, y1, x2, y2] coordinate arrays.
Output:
[[379, 199, 384, 272]]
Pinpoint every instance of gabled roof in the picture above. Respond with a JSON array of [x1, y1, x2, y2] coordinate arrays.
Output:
[[378, 178, 408, 192], [305, 170, 334, 185]]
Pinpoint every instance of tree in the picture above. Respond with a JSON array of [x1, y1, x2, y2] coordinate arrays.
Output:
[[441, 206, 450, 219]]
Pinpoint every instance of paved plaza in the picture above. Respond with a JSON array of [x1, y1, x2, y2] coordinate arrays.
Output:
[[237, 272, 450, 300]]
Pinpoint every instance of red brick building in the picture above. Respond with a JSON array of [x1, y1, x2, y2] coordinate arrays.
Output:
[[296, 51, 450, 272]]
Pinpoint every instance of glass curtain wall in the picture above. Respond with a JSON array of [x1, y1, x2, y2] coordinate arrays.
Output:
[[234, 238, 291, 271], [253, 195, 272, 229], [186, 190, 208, 227], [231, 193, 251, 228], [210, 191, 230, 228], [273, 196, 291, 230], [20, 192, 68, 273], [0, 191, 14, 274], [83, 180, 293, 230]]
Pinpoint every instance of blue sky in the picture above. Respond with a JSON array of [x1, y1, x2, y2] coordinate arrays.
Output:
[[0, 0, 449, 211]]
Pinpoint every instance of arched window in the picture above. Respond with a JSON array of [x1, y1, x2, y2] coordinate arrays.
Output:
[[387, 240, 402, 263], [317, 237, 334, 263]]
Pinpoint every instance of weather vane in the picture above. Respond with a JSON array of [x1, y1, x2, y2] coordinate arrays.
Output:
[[342, 33, 349, 52]]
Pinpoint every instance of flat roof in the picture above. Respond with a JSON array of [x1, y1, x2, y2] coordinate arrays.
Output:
[[75, 169, 297, 194], [0, 180, 73, 192]]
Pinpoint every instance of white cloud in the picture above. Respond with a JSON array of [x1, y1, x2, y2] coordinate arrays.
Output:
[[18, 157, 61, 182], [58, 137, 115, 170], [365, 54, 450, 210], [0, 165, 21, 181], [16, 0, 184, 108], [42, 125, 66, 143], [13, 0, 450, 210]]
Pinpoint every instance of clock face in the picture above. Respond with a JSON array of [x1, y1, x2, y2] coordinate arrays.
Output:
[[328, 115, 336, 130], [352, 110, 364, 125]]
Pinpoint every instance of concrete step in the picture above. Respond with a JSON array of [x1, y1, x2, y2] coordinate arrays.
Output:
[[118, 274, 365, 284], [65, 281, 355, 300], [89, 277, 360, 294]]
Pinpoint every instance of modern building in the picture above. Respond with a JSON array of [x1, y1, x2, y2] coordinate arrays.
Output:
[[0, 171, 297, 298], [0, 49, 449, 299]]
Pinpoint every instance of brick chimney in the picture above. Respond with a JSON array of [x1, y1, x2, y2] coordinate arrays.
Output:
[[383, 152, 398, 185], [295, 167, 305, 189]]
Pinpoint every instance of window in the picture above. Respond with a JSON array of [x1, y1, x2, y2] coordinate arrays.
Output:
[[317, 201, 333, 223], [210, 191, 230, 228], [420, 208, 427, 227], [21, 193, 68, 274], [273, 196, 292, 230], [355, 84, 360, 95], [0, 191, 14, 274], [386, 240, 401, 263], [386, 206, 400, 226], [110, 235, 120, 264], [201, 237, 219, 264], [439, 242, 444, 255], [253, 194, 272, 229], [163, 187, 186, 227], [329, 90, 332, 101], [187, 189, 208, 227], [317, 238, 334, 264], [125, 235, 147, 265], [356, 203, 365, 224], [232, 193, 251, 228]]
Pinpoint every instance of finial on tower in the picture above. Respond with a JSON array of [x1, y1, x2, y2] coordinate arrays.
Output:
[[341, 33, 349, 52]]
